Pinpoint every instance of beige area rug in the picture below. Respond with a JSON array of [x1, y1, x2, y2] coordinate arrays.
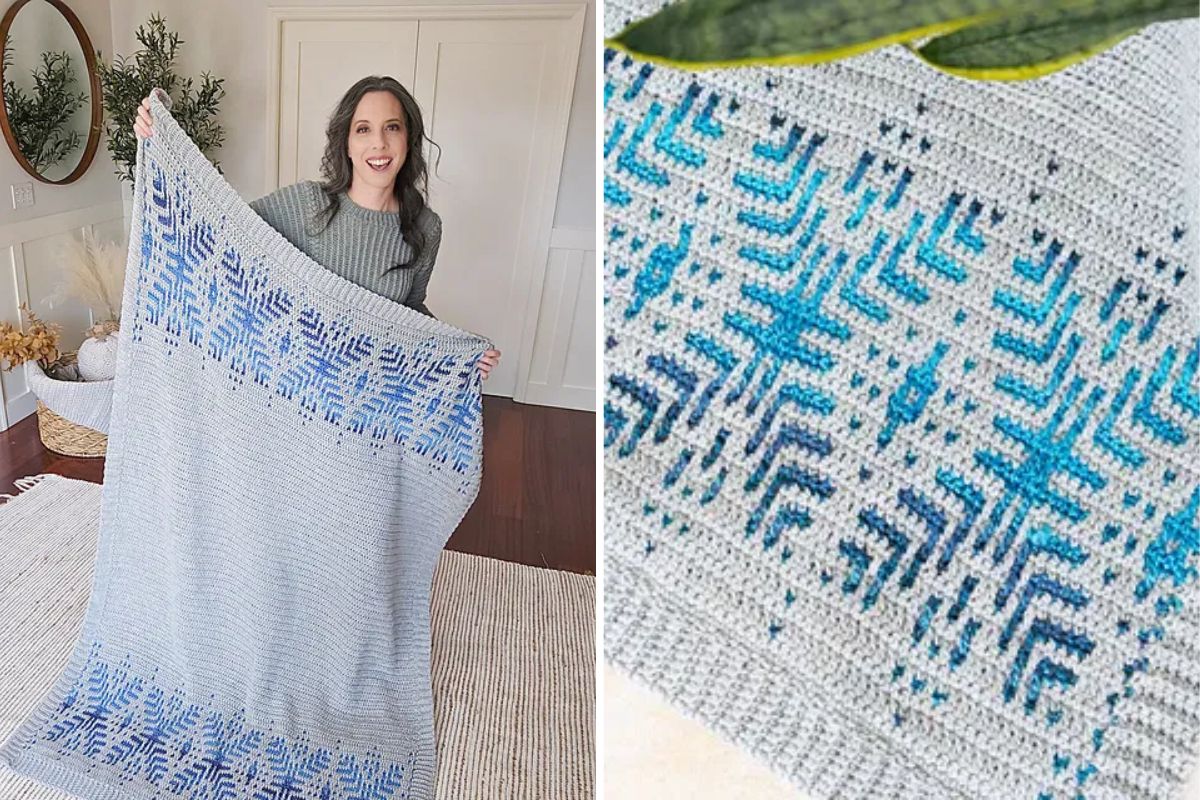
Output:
[[0, 474, 594, 799]]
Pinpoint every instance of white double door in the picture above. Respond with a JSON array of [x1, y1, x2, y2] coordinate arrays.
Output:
[[268, 5, 585, 400]]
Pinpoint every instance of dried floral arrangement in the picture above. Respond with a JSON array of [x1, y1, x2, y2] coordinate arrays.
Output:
[[86, 320, 121, 339], [0, 303, 61, 371]]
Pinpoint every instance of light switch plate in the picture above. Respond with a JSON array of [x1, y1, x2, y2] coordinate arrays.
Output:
[[11, 182, 34, 209]]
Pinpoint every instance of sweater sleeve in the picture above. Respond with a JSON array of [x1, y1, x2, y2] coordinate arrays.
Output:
[[405, 209, 442, 319], [249, 181, 318, 251]]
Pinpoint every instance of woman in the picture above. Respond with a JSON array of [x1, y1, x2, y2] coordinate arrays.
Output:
[[134, 75, 502, 379]]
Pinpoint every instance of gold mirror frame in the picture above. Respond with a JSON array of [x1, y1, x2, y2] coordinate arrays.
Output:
[[0, 0, 102, 185]]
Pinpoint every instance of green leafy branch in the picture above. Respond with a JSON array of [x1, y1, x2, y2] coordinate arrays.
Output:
[[2, 41, 88, 171], [95, 12, 225, 184], [608, 0, 1198, 80]]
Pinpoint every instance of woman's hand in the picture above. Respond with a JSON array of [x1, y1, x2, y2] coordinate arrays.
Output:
[[478, 349, 501, 380], [133, 95, 154, 139]]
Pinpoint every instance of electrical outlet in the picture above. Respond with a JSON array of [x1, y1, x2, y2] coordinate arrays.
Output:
[[11, 182, 34, 209]]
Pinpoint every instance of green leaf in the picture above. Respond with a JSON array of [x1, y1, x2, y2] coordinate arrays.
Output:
[[95, 12, 224, 184], [917, 0, 1199, 79], [609, 0, 1048, 68]]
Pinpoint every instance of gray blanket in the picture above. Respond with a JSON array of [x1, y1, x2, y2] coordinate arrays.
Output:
[[0, 87, 490, 800]]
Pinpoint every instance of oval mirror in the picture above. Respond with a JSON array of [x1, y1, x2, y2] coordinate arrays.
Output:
[[0, 0, 101, 184]]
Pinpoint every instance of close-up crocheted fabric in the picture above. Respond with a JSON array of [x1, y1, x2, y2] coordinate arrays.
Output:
[[0, 88, 489, 800], [602, 2, 1200, 799]]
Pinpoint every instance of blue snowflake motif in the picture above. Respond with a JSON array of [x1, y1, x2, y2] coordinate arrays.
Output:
[[167, 709, 263, 800], [207, 247, 294, 386], [104, 685, 201, 785], [46, 659, 143, 759], [252, 735, 331, 800], [274, 308, 374, 424], [334, 751, 409, 800]]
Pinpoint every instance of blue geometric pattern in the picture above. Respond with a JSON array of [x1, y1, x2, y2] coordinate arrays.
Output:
[[603, 40, 1200, 800], [131, 155, 483, 478], [36, 643, 417, 800]]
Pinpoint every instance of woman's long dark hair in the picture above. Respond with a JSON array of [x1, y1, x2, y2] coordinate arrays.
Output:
[[313, 76, 439, 268]]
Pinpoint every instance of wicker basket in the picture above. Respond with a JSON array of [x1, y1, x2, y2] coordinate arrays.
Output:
[[30, 352, 109, 458], [36, 399, 108, 457]]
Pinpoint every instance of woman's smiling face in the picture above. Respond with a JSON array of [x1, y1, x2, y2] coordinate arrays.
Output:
[[346, 90, 408, 191]]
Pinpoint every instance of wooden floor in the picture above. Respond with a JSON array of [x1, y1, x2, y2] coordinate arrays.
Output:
[[0, 397, 596, 574]]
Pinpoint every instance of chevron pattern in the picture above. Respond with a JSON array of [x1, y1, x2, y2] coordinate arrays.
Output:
[[131, 157, 483, 479], [603, 16, 1200, 799], [39, 644, 417, 800]]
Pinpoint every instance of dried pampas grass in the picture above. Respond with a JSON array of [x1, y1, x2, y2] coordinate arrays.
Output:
[[55, 229, 127, 323]]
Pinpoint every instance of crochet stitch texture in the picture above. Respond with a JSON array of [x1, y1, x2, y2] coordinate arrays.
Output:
[[0, 87, 489, 800], [602, 4, 1200, 799]]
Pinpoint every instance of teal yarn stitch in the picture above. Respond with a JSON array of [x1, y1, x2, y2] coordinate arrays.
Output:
[[603, 4, 1200, 799]]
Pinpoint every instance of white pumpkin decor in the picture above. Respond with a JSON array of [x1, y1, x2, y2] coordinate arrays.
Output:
[[77, 328, 119, 381]]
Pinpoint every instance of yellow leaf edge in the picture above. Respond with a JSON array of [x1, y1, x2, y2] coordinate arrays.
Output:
[[605, 14, 993, 71], [909, 28, 1139, 81]]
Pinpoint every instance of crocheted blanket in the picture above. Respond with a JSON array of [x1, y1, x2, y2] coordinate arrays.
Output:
[[603, 4, 1200, 799], [0, 88, 489, 800]]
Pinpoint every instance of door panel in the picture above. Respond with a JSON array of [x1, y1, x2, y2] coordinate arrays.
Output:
[[277, 20, 418, 186], [414, 19, 570, 396]]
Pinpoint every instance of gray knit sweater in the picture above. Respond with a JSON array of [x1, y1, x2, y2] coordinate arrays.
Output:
[[250, 180, 441, 317]]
